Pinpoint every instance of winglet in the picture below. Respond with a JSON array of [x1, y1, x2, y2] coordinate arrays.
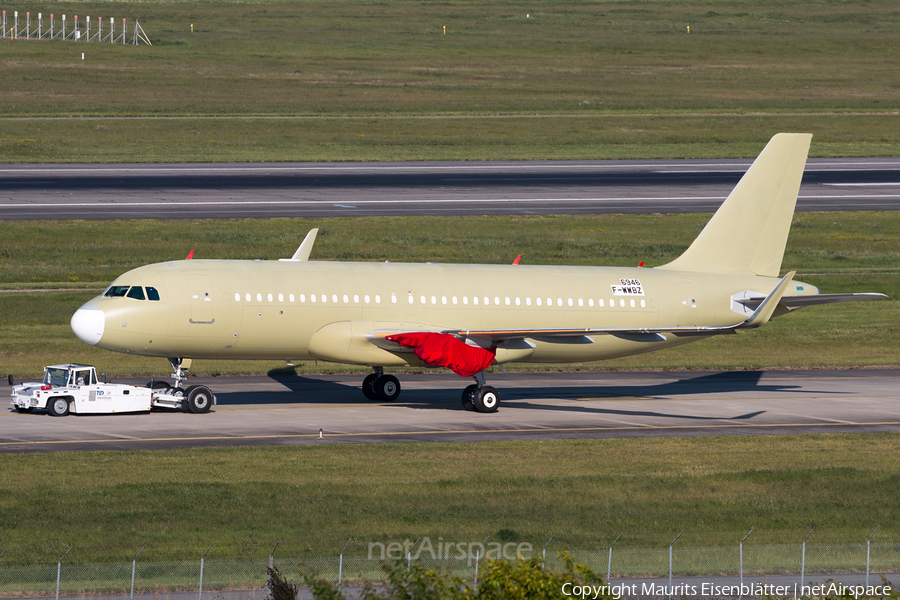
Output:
[[740, 271, 795, 329], [284, 228, 319, 262]]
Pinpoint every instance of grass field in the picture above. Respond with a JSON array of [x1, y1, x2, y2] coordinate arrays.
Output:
[[0, 435, 897, 564], [0, 213, 896, 378], [2, 0, 900, 162]]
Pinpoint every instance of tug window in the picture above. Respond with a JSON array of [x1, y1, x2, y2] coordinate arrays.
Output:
[[126, 286, 145, 300]]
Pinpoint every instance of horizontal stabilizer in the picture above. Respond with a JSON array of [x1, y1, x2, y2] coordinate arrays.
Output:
[[737, 292, 889, 311]]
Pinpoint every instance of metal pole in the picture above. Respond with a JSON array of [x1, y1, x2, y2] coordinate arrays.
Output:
[[800, 527, 815, 589], [866, 526, 879, 588], [269, 542, 280, 570], [668, 532, 682, 600], [55, 547, 73, 600], [338, 538, 351, 591], [407, 538, 421, 572], [198, 543, 213, 600], [739, 528, 754, 599], [130, 545, 145, 600], [608, 534, 622, 583], [541, 534, 554, 569], [473, 535, 490, 589]]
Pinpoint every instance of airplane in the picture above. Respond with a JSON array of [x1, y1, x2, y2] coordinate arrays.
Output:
[[70, 133, 887, 413]]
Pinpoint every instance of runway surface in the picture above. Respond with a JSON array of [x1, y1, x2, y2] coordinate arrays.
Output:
[[2, 157, 900, 219], [3, 369, 898, 452]]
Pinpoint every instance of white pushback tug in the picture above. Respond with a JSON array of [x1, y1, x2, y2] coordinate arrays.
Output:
[[10, 364, 214, 416]]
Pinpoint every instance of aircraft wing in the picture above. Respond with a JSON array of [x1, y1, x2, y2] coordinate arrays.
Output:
[[737, 292, 889, 311], [365, 273, 814, 376]]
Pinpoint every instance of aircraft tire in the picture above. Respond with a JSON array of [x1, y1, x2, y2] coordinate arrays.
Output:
[[474, 386, 500, 413], [185, 385, 213, 414], [362, 373, 379, 400], [461, 385, 477, 411], [48, 397, 71, 417], [374, 375, 401, 402]]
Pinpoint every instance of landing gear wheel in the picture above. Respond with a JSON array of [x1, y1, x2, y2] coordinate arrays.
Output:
[[373, 375, 401, 402], [48, 397, 71, 417], [474, 386, 500, 413], [185, 385, 213, 414], [362, 373, 379, 401], [461, 385, 477, 411], [15, 406, 34, 414]]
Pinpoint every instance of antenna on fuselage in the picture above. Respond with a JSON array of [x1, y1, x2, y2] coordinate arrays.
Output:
[[280, 228, 319, 262]]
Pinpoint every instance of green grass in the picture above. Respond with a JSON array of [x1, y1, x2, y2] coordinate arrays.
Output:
[[2, 0, 900, 161], [1, 213, 896, 378], [0, 435, 897, 565]]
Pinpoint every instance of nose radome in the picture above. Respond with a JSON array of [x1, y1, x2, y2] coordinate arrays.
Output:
[[71, 302, 105, 345]]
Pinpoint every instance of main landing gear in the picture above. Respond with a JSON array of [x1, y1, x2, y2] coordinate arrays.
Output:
[[362, 367, 402, 402], [461, 370, 499, 413], [360, 368, 500, 412]]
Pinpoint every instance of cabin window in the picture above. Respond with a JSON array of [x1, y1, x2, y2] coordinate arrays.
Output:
[[278, 293, 284, 302], [311, 294, 316, 303], [515, 297, 520, 306], [376, 295, 381, 304], [343, 294, 349, 303], [300, 294, 306, 302], [442, 296, 447, 305], [290, 294, 295, 302], [463, 296, 469, 305], [268, 293, 273, 302], [234, 293, 240, 302], [126, 286, 145, 300], [322, 295, 328, 303], [567, 298, 573, 307], [641, 299, 646, 308], [526, 298, 531, 306], [473, 297, 479, 306], [257, 293, 262, 302], [364, 295, 370, 303], [619, 299, 625, 307], [452, 296, 458, 305], [598, 299, 604, 307], [332, 294, 338, 303], [589, 299, 594, 307], [354, 295, 359, 303], [630, 299, 636, 307], [104, 286, 130, 298]]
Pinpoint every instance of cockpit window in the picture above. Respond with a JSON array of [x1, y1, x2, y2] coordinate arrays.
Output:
[[104, 286, 130, 298], [126, 286, 146, 300], [146, 287, 161, 301]]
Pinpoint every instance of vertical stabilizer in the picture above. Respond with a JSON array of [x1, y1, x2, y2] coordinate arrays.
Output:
[[658, 133, 811, 276]]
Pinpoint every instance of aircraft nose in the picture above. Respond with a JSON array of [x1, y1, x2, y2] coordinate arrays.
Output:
[[71, 302, 105, 345]]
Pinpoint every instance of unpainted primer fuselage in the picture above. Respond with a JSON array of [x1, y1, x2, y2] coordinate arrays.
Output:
[[83, 259, 813, 366]]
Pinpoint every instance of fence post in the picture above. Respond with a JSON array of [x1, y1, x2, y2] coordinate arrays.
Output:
[[866, 526, 879, 588], [407, 538, 421, 572], [473, 535, 490, 590], [198, 543, 213, 600], [668, 532, 682, 600], [55, 547, 73, 600], [739, 528, 754, 599], [541, 535, 554, 569], [607, 534, 622, 584], [800, 527, 815, 589], [269, 542, 279, 570], [338, 538, 351, 592], [131, 545, 145, 600]]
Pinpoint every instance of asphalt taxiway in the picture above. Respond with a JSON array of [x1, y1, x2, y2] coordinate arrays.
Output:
[[2, 157, 900, 219], [3, 369, 898, 452]]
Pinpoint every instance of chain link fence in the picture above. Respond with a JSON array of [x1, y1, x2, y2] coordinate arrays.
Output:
[[1, 543, 898, 598]]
